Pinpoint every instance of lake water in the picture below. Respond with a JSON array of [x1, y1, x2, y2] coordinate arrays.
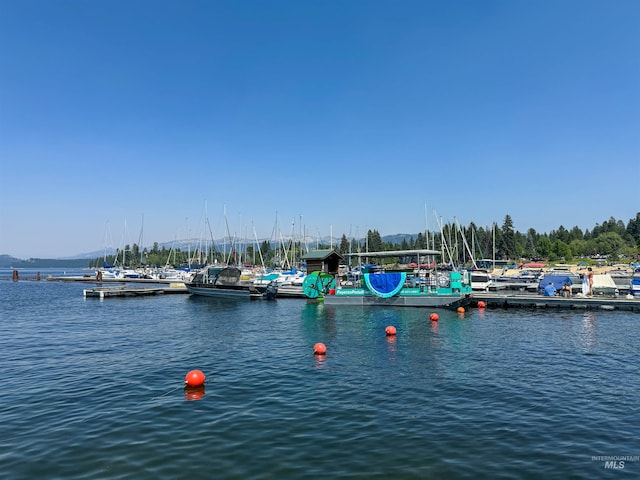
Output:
[[1, 269, 639, 479]]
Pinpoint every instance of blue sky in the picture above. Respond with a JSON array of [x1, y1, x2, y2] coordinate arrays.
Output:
[[1, 0, 638, 258]]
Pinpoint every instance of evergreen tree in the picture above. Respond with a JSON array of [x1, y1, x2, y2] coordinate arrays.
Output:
[[339, 234, 350, 254], [499, 215, 515, 260], [366, 229, 383, 252], [627, 212, 640, 248]]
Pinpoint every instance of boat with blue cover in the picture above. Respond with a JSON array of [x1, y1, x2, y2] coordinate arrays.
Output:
[[630, 267, 640, 297], [312, 249, 473, 308]]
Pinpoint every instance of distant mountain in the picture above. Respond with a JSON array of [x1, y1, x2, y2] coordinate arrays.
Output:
[[1, 233, 422, 267]]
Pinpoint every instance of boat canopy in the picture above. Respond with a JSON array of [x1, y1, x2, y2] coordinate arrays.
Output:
[[345, 249, 440, 258], [538, 275, 572, 294], [364, 272, 407, 298]]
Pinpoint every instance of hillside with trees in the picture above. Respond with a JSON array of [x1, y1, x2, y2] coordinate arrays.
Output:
[[85, 212, 639, 269]]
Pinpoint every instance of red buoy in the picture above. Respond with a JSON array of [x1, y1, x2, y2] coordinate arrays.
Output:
[[385, 325, 397, 336], [429, 312, 439, 322], [477, 301, 486, 308], [313, 342, 327, 355], [457, 306, 465, 314], [185, 369, 206, 387]]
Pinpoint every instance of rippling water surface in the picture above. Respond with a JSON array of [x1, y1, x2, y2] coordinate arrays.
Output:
[[1, 269, 639, 479]]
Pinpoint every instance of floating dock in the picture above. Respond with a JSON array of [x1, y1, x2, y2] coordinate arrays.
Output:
[[49, 275, 179, 284], [83, 283, 188, 299], [472, 293, 640, 312]]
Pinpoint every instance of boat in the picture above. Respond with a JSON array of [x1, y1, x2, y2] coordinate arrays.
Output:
[[590, 273, 619, 296], [253, 268, 307, 298], [491, 268, 543, 291], [608, 265, 633, 292], [309, 249, 473, 308], [153, 267, 194, 282], [185, 265, 277, 299], [470, 269, 492, 291], [630, 267, 640, 297], [537, 269, 582, 295]]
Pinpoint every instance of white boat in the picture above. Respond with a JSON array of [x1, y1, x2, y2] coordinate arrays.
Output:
[[591, 274, 619, 296], [153, 268, 194, 282], [470, 269, 492, 291], [253, 268, 307, 298], [185, 266, 276, 299], [96, 268, 121, 279]]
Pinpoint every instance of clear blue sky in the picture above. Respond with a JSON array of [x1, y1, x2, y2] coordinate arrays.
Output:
[[1, 0, 638, 258]]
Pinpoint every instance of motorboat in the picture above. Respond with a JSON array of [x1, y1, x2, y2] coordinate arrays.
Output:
[[185, 266, 276, 299]]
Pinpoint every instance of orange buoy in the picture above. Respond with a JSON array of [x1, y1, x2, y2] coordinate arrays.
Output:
[[313, 342, 327, 355], [185, 369, 206, 387], [429, 312, 439, 321], [477, 301, 486, 308], [457, 306, 465, 314], [385, 325, 397, 336]]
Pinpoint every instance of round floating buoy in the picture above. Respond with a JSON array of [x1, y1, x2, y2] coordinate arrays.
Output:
[[385, 325, 397, 336], [313, 342, 327, 355], [429, 312, 439, 322], [457, 307, 465, 314], [185, 369, 206, 387], [477, 301, 486, 308]]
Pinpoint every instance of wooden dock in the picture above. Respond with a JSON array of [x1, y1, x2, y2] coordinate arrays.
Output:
[[472, 293, 640, 312], [83, 284, 188, 299], [48, 275, 179, 284]]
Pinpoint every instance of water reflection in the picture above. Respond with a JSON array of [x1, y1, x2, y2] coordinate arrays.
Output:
[[430, 319, 439, 334], [385, 334, 397, 362], [301, 302, 337, 344], [314, 354, 327, 369], [187, 295, 243, 313], [580, 311, 597, 351], [184, 386, 206, 401]]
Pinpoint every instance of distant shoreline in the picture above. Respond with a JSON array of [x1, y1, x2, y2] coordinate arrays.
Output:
[[0, 257, 91, 269]]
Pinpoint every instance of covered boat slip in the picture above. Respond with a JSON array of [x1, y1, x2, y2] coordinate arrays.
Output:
[[344, 249, 441, 263]]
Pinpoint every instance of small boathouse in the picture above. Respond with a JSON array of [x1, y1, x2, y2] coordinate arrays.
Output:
[[301, 249, 344, 275]]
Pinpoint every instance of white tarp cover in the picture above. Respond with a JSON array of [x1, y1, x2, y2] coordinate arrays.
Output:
[[591, 274, 618, 293]]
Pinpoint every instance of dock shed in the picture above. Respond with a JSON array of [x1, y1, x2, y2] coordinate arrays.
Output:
[[301, 249, 344, 275]]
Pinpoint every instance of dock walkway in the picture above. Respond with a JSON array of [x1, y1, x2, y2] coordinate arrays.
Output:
[[472, 293, 640, 312], [83, 284, 188, 299]]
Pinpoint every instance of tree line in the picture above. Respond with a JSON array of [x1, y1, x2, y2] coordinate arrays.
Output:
[[90, 212, 640, 269]]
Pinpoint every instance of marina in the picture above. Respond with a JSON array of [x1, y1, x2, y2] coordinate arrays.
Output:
[[6, 266, 640, 311], [1, 271, 639, 478], [77, 282, 640, 311]]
